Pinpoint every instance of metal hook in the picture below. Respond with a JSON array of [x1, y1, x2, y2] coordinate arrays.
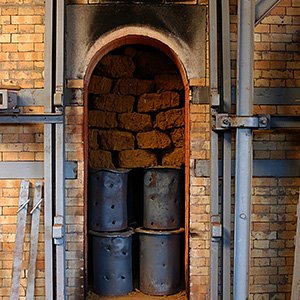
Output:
[[17, 198, 31, 213], [30, 198, 44, 214]]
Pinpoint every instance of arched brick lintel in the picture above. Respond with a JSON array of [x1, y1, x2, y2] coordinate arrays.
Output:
[[83, 26, 198, 89]]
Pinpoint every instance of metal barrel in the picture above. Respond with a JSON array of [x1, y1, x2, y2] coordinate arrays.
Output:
[[143, 167, 184, 230], [90, 229, 134, 296], [136, 227, 184, 296], [88, 168, 130, 232]]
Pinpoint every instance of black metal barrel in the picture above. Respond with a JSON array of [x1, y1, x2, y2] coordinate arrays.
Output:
[[143, 167, 184, 230], [136, 227, 184, 296], [89, 168, 130, 232], [90, 229, 134, 296]]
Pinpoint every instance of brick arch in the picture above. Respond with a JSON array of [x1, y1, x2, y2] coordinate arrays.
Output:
[[84, 31, 190, 88], [83, 30, 190, 296]]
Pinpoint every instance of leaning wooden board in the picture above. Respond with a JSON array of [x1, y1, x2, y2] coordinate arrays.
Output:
[[26, 181, 43, 300], [10, 180, 30, 300]]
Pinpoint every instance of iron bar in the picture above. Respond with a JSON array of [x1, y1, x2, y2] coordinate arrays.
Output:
[[209, 0, 220, 296], [26, 182, 43, 300], [195, 159, 300, 178], [54, 0, 66, 297], [221, 0, 232, 295], [234, 0, 255, 297], [44, 124, 54, 300], [55, 123, 66, 299], [0, 113, 63, 124], [44, 0, 55, 297], [0, 161, 76, 179], [255, 0, 281, 26]]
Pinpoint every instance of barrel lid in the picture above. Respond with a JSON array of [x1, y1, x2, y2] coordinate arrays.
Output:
[[89, 228, 134, 238], [89, 168, 131, 175], [135, 227, 184, 235], [144, 166, 183, 171]]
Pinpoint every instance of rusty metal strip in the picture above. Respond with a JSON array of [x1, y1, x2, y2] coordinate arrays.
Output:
[[291, 188, 300, 300], [10, 180, 30, 300], [26, 181, 43, 300]]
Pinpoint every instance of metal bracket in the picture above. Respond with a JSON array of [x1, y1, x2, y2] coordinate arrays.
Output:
[[53, 215, 64, 245], [54, 86, 64, 107], [211, 215, 222, 239], [212, 113, 269, 130]]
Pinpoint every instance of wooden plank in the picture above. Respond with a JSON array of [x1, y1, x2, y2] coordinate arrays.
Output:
[[10, 180, 30, 300], [26, 181, 43, 300], [291, 189, 300, 300]]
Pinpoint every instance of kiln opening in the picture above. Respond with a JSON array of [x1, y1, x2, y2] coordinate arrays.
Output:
[[86, 44, 188, 299]]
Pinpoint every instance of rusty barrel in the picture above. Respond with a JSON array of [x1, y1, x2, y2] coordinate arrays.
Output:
[[143, 167, 183, 230], [89, 168, 130, 232], [90, 229, 134, 296], [136, 227, 184, 296]]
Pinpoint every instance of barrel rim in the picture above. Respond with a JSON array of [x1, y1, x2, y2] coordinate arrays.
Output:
[[89, 167, 131, 174], [89, 228, 134, 237], [135, 227, 184, 235]]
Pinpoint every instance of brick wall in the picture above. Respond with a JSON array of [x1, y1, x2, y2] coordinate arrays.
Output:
[[0, 1, 45, 299], [189, 104, 210, 300], [0, 0, 299, 300], [65, 106, 85, 299], [0, 1, 44, 89]]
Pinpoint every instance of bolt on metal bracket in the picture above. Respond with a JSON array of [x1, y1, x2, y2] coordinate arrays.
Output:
[[53, 215, 64, 245], [212, 113, 270, 130], [211, 215, 222, 239]]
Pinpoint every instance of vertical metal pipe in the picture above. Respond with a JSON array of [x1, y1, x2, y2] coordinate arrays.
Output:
[[234, 0, 254, 298], [44, 0, 54, 298], [55, 0, 66, 298], [210, 130, 219, 300], [221, 0, 232, 298], [209, 0, 220, 298], [55, 123, 66, 299]]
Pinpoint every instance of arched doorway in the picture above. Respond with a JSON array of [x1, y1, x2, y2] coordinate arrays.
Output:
[[84, 37, 190, 299]]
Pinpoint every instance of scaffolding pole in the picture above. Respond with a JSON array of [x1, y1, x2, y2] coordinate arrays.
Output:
[[233, 0, 255, 298]]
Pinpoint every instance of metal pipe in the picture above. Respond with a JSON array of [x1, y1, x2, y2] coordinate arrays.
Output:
[[234, 0, 255, 298], [43, 0, 54, 298], [209, 0, 220, 297], [55, 123, 66, 299]]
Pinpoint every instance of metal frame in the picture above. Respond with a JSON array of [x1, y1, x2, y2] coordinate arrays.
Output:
[[221, 0, 232, 297], [44, 0, 55, 298], [54, 0, 66, 298], [43, 0, 66, 298], [196, 159, 300, 178], [0, 113, 63, 123], [209, 0, 220, 298]]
